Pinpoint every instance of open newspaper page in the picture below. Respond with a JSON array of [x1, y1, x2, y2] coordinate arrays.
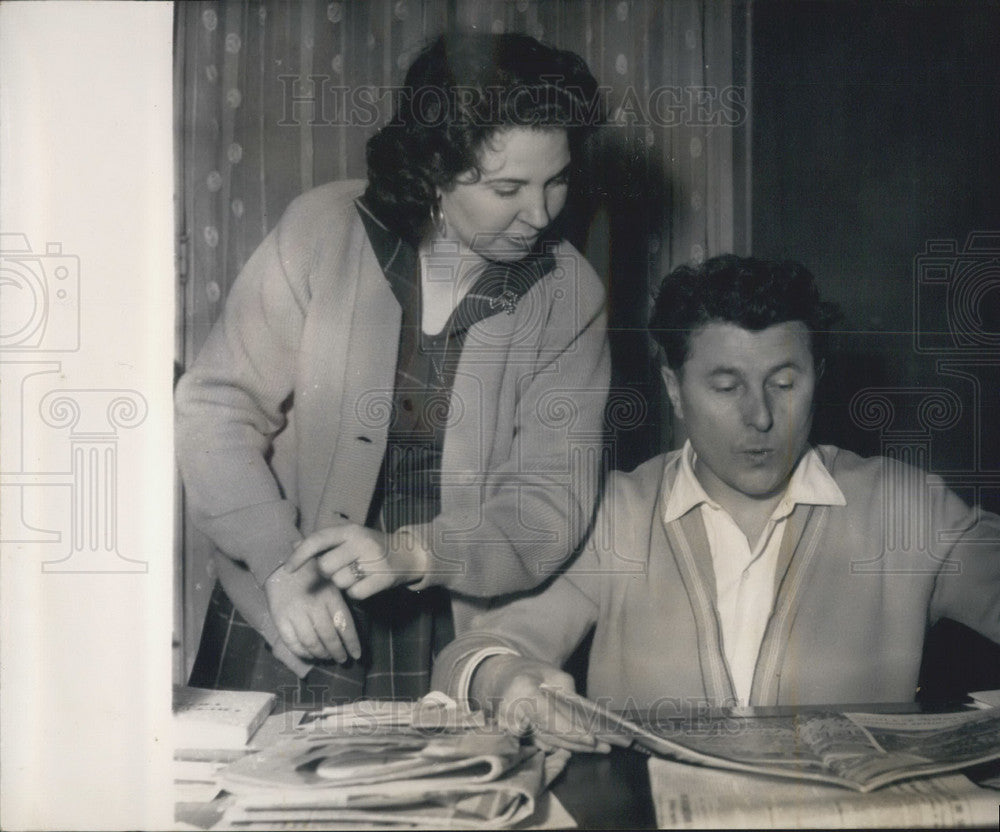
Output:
[[540, 685, 1000, 792], [648, 756, 999, 829]]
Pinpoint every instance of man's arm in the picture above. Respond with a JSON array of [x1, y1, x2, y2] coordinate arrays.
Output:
[[432, 568, 599, 702], [431, 534, 606, 751], [927, 479, 1000, 645]]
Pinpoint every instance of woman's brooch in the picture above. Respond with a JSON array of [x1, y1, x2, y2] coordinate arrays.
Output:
[[489, 289, 520, 315]]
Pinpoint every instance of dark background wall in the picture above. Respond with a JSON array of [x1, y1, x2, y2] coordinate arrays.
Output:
[[750, 0, 1000, 697], [751, 0, 1000, 490]]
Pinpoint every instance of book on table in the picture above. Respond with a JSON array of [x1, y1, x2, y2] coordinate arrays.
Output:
[[172, 685, 276, 751]]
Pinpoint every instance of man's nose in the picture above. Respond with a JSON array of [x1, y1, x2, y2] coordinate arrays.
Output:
[[742, 388, 774, 432]]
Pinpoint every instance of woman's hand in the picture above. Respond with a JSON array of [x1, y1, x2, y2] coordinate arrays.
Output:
[[263, 559, 362, 662], [285, 523, 427, 600], [477, 654, 611, 754]]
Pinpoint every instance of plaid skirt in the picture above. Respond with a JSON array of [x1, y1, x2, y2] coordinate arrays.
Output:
[[188, 580, 454, 707]]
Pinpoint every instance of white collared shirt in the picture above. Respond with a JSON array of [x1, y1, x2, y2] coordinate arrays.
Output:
[[662, 441, 846, 705]]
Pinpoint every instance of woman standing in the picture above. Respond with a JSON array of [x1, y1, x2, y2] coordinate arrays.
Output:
[[176, 31, 609, 704]]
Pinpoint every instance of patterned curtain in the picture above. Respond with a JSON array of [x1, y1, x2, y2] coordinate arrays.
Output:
[[175, 0, 748, 678]]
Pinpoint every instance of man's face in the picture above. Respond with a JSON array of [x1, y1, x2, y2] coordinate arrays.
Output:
[[662, 321, 817, 507]]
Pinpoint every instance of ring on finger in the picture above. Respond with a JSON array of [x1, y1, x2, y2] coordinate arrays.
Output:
[[349, 560, 366, 582], [333, 610, 348, 632]]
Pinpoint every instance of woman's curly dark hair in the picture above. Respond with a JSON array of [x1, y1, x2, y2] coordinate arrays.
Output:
[[364, 31, 603, 246], [649, 255, 842, 371]]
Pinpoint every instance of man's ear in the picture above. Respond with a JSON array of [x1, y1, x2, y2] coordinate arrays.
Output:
[[660, 366, 684, 421]]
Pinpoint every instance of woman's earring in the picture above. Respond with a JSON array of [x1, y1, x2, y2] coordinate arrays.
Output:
[[430, 199, 447, 237]]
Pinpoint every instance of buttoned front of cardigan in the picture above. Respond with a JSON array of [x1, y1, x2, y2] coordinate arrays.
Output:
[[175, 180, 611, 675]]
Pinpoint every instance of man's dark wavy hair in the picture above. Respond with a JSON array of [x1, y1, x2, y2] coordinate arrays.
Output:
[[364, 31, 603, 246], [649, 255, 842, 371]]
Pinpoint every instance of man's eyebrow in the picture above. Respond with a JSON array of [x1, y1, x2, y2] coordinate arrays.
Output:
[[765, 360, 804, 375], [704, 361, 804, 376]]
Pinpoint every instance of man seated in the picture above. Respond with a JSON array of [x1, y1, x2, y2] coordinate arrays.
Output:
[[431, 255, 1000, 750]]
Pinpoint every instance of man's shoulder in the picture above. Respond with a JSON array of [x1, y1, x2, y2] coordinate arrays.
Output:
[[605, 450, 681, 510], [580, 452, 677, 566], [817, 443, 955, 502], [819, 443, 917, 477]]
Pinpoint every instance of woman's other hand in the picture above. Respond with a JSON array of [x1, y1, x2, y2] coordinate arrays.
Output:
[[286, 523, 428, 599], [476, 654, 611, 754], [263, 560, 362, 662]]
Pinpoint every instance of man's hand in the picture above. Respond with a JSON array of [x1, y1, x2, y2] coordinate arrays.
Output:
[[263, 559, 362, 662], [285, 523, 427, 600], [476, 654, 611, 754]]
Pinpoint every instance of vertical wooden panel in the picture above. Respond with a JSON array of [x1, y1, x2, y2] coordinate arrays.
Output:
[[298, 0, 317, 191], [218, 2, 243, 299], [311, 0, 345, 185], [179, 1, 224, 678], [228, 2, 259, 275], [704, 0, 734, 256], [254, 1, 271, 235]]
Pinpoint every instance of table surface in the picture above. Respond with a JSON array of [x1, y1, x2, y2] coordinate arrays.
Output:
[[550, 746, 657, 830]]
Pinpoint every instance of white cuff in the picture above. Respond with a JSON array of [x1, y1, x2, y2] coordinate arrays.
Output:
[[454, 646, 520, 706]]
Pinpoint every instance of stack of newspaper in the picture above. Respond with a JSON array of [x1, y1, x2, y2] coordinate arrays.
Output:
[[214, 694, 568, 828]]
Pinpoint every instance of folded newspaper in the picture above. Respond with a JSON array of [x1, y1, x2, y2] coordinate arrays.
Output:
[[541, 685, 1000, 793], [216, 695, 568, 828]]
